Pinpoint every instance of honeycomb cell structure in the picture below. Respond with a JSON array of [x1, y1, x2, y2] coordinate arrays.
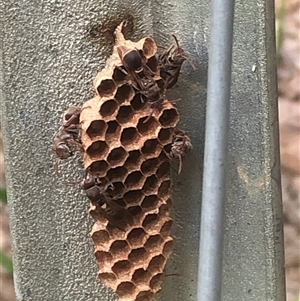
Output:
[[79, 23, 180, 301]]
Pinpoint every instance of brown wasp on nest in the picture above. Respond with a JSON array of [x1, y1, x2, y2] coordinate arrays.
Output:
[[52, 21, 193, 301]]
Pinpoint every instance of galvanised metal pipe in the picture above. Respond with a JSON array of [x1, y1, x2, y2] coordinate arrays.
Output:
[[197, 1, 235, 301]]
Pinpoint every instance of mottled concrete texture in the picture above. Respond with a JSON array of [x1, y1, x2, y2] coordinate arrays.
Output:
[[0, 0, 285, 301]]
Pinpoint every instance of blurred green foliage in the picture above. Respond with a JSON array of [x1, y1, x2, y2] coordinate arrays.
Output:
[[0, 250, 13, 276], [0, 188, 7, 203], [276, 0, 286, 59], [0, 188, 13, 276]]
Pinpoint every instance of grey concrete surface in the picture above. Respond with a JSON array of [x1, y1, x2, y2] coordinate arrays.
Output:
[[0, 0, 285, 301]]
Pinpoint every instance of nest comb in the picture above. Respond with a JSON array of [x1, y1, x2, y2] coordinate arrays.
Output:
[[80, 23, 180, 301]]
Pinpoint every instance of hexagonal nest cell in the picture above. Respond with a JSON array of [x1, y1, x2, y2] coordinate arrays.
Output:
[[95, 78, 117, 97], [116, 105, 134, 124], [99, 99, 119, 118], [86, 119, 107, 139], [120, 127, 141, 149], [86, 140, 109, 158], [77, 21, 187, 301], [115, 84, 135, 104]]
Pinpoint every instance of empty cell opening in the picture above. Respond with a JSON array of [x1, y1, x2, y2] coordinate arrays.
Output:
[[123, 190, 144, 205], [126, 228, 147, 247], [156, 161, 170, 179], [160, 219, 173, 238], [163, 239, 174, 257], [147, 255, 166, 274], [142, 37, 156, 58], [144, 234, 163, 251], [89, 160, 109, 175], [99, 99, 118, 117], [106, 166, 128, 182], [116, 282, 136, 298], [99, 273, 117, 286], [121, 127, 140, 147], [91, 230, 109, 245], [141, 139, 160, 157], [86, 120, 107, 138], [105, 120, 121, 142], [109, 240, 130, 257], [95, 251, 113, 266], [132, 269, 151, 285], [116, 106, 134, 124], [141, 195, 158, 210], [124, 150, 142, 170], [149, 273, 164, 291], [115, 84, 134, 104], [158, 128, 172, 144], [142, 213, 160, 231], [130, 94, 146, 111], [112, 260, 132, 278], [158, 108, 179, 128], [86, 141, 108, 158], [127, 205, 143, 217], [146, 56, 158, 73], [96, 79, 116, 97], [141, 158, 160, 176], [159, 203, 170, 218], [137, 116, 158, 136], [142, 175, 158, 194], [128, 247, 147, 264], [112, 67, 127, 84], [107, 147, 128, 166], [136, 291, 155, 301], [125, 171, 144, 190]]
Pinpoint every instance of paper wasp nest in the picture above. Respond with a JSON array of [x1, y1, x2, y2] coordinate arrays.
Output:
[[80, 27, 179, 301], [52, 21, 192, 301]]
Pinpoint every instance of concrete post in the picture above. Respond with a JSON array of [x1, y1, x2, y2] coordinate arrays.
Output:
[[0, 0, 285, 300]]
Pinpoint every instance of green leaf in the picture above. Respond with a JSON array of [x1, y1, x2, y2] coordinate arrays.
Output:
[[0, 188, 7, 203], [276, 0, 286, 60], [0, 250, 13, 276]]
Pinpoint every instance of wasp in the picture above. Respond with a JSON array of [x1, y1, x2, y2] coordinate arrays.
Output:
[[52, 106, 89, 174], [116, 48, 165, 108], [169, 130, 192, 174], [52, 106, 81, 163], [115, 22, 166, 110], [81, 174, 133, 231], [117, 46, 145, 73], [157, 35, 196, 89]]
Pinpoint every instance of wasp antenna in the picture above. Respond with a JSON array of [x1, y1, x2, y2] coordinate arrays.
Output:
[[170, 98, 181, 105], [62, 179, 82, 186], [143, 108, 156, 123], [171, 34, 180, 49], [54, 159, 60, 176], [165, 273, 181, 277], [184, 56, 197, 70], [81, 105, 91, 112], [178, 155, 183, 174]]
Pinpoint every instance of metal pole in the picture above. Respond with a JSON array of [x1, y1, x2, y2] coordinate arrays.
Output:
[[197, 1, 235, 301]]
